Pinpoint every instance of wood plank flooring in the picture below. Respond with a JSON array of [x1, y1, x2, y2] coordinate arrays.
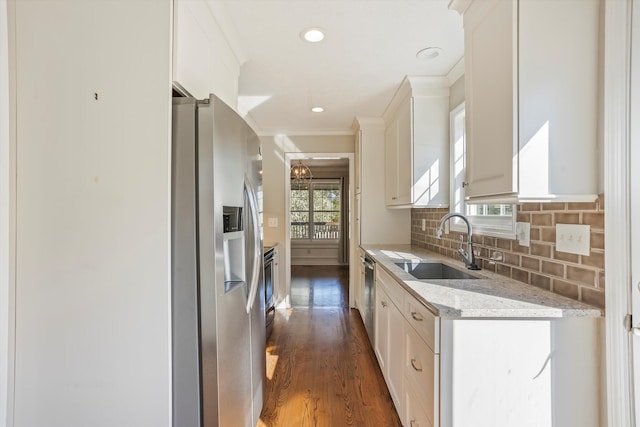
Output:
[[258, 266, 402, 427]]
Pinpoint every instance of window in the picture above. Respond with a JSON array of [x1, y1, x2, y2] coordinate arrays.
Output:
[[291, 180, 341, 240], [449, 103, 516, 238]]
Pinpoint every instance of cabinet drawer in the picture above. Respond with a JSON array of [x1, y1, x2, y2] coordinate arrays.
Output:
[[405, 378, 434, 427], [405, 295, 439, 353], [376, 266, 405, 309], [405, 323, 439, 425]]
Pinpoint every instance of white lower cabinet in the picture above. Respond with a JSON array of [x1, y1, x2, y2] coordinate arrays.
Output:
[[374, 284, 390, 374], [375, 271, 404, 414], [404, 322, 439, 427], [372, 264, 602, 427], [388, 298, 404, 411], [405, 378, 434, 427]]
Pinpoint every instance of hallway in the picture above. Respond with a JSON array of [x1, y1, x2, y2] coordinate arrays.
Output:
[[258, 266, 402, 427]]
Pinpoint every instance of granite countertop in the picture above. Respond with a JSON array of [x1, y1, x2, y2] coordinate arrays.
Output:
[[361, 244, 603, 318]]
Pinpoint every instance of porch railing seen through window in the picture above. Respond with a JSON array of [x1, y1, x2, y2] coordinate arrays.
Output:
[[290, 180, 341, 241]]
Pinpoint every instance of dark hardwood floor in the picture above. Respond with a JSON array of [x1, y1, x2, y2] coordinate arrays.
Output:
[[259, 265, 402, 427]]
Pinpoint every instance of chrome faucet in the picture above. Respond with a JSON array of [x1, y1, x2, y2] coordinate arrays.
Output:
[[435, 213, 481, 270]]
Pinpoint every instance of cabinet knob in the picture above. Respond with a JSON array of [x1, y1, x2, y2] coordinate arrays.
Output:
[[411, 312, 423, 321], [410, 358, 423, 372], [381, 301, 388, 308], [410, 421, 419, 427], [462, 181, 469, 188], [391, 196, 397, 200]]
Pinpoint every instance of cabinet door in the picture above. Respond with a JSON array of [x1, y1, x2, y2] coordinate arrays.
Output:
[[374, 283, 390, 373], [406, 381, 434, 427], [384, 122, 399, 205], [388, 300, 405, 416], [396, 100, 413, 205], [412, 96, 450, 207], [405, 323, 439, 427], [464, 0, 518, 198]]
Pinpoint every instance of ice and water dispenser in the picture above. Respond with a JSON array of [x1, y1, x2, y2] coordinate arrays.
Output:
[[223, 206, 245, 292]]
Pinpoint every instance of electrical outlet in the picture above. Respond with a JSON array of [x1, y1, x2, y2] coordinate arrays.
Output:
[[421, 218, 426, 231], [556, 224, 590, 256], [490, 251, 503, 262], [268, 217, 278, 228], [516, 222, 531, 247]]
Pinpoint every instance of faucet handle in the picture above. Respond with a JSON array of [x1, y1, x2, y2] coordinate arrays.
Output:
[[435, 227, 444, 239]]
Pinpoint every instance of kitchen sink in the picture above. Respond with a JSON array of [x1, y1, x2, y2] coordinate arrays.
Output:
[[394, 262, 479, 280]]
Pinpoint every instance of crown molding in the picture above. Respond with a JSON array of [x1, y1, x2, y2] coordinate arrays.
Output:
[[383, 76, 449, 123], [256, 129, 356, 137], [448, 0, 473, 15], [446, 57, 465, 86], [352, 117, 385, 133]]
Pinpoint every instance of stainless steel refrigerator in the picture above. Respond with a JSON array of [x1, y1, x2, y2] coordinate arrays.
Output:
[[171, 94, 265, 427]]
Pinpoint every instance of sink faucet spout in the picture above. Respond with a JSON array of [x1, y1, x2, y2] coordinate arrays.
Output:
[[435, 213, 481, 270]]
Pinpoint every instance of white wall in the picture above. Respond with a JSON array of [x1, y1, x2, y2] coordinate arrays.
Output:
[[0, 1, 12, 425], [262, 134, 354, 304], [11, 1, 172, 426], [173, 0, 243, 108]]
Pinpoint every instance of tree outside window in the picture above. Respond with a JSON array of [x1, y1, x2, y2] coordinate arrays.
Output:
[[291, 180, 341, 240]]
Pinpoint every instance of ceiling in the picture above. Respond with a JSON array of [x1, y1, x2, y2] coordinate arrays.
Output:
[[212, 0, 464, 136]]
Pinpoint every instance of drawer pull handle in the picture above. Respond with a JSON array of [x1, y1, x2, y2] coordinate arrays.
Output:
[[410, 421, 419, 427], [410, 358, 423, 372], [411, 312, 424, 321], [381, 301, 388, 308]]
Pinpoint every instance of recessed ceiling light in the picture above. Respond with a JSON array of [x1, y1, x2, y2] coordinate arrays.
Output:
[[416, 47, 442, 60], [311, 106, 325, 113], [301, 28, 325, 43]]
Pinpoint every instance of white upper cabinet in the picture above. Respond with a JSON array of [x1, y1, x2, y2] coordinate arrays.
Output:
[[384, 77, 450, 208], [353, 117, 411, 245], [452, 0, 600, 202]]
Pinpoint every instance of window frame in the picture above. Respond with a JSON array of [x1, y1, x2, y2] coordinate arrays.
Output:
[[449, 102, 517, 239], [290, 179, 342, 242]]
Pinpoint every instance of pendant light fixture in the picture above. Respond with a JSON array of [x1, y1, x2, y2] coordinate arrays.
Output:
[[290, 159, 313, 188]]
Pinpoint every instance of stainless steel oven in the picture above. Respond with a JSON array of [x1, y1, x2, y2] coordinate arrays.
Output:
[[264, 246, 275, 338]]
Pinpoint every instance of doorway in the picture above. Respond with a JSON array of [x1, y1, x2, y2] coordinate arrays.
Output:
[[290, 159, 349, 266], [283, 152, 356, 309]]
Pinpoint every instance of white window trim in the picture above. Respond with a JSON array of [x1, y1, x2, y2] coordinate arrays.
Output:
[[448, 102, 517, 239], [290, 179, 342, 242]]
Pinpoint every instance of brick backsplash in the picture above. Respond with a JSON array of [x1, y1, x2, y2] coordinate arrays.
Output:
[[411, 195, 605, 309]]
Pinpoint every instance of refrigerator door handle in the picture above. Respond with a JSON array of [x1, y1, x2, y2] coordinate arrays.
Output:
[[244, 175, 262, 313]]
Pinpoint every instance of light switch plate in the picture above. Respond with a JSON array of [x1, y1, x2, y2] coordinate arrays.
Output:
[[268, 217, 278, 228], [556, 224, 590, 256]]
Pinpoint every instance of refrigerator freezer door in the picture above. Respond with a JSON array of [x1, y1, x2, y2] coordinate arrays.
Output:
[[172, 94, 264, 427], [244, 175, 262, 313], [203, 95, 257, 427]]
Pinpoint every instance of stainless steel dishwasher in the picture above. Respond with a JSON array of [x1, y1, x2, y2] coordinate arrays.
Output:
[[361, 254, 376, 345]]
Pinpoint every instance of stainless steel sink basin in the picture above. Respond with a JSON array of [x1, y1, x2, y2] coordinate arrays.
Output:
[[394, 262, 479, 280]]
